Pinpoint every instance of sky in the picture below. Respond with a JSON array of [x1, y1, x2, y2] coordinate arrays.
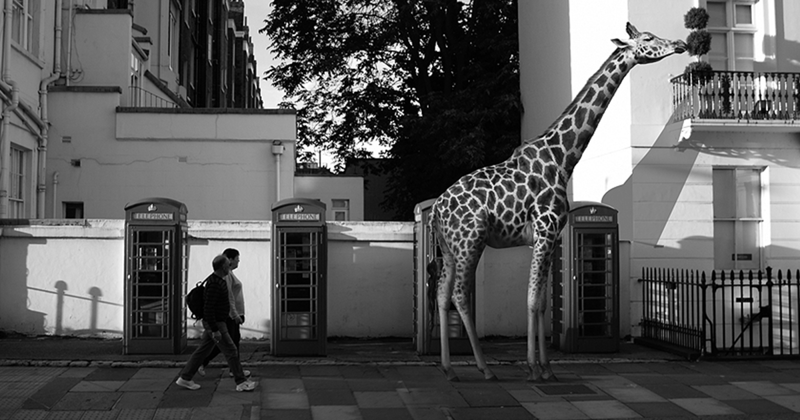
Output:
[[243, 2, 282, 108]]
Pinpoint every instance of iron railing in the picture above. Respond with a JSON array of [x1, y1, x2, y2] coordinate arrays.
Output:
[[640, 267, 800, 359], [671, 71, 800, 123], [128, 86, 178, 108]]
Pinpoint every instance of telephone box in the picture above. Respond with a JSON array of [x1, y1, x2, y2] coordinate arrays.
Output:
[[271, 198, 327, 356], [123, 197, 189, 355], [552, 202, 619, 353], [413, 198, 473, 355]]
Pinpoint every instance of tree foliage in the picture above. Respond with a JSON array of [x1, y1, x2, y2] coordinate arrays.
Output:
[[261, 0, 520, 219]]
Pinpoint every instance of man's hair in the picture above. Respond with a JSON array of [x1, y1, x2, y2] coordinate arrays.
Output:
[[212, 254, 228, 271], [223, 248, 240, 259]]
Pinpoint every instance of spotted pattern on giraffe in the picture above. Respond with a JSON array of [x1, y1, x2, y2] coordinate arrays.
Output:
[[427, 22, 687, 383]]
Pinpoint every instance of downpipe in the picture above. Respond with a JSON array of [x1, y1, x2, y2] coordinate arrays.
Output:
[[1, 0, 19, 218], [37, 0, 64, 218]]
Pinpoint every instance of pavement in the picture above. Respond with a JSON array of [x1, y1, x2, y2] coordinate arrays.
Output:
[[0, 336, 799, 419]]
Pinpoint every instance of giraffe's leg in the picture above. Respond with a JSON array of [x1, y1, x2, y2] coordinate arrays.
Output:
[[526, 237, 558, 382], [537, 305, 556, 381], [451, 271, 496, 381], [438, 255, 458, 381]]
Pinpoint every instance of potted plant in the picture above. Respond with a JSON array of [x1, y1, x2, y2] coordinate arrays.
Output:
[[683, 7, 712, 84]]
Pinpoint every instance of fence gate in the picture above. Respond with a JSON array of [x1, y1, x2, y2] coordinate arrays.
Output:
[[638, 267, 800, 359]]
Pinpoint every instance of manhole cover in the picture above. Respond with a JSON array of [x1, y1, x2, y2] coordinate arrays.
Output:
[[535, 384, 596, 396]]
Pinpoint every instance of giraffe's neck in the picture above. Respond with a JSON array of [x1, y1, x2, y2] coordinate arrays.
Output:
[[515, 47, 636, 178]]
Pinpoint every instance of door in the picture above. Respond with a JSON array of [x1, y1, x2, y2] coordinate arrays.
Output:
[[273, 228, 326, 355], [573, 230, 616, 341], [126, 227, 174, 352]]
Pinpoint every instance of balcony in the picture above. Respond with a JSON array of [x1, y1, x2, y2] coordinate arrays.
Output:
[[671, 71, 800, 135]]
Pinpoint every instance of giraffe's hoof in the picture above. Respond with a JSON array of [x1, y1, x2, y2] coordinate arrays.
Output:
[[478, 367, 498, 381], [442, 367, 459, 382], [525, 364, 545, 382], [541, 365, 557, 382]]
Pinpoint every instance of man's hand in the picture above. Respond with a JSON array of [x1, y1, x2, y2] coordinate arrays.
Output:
[[236, 315, 245, 324], [212, 331, 222, 343]]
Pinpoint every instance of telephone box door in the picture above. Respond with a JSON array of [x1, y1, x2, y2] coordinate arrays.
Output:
[[272, 198, 327, 356], [552, 202, 619, 353], [123, 197, 188, 355]]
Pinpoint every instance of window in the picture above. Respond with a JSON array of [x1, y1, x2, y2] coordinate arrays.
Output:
[[332, 199, 349, 221], [130, 52, 143, 105], [9, 146, 26, 218], [168, 7, 177, 70], [706, 0, 756, 71], [64, 202, 84, 219], [713, 167, 763, 270], [11, 0, 39, 55]]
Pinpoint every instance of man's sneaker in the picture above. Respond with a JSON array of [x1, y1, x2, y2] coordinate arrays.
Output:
[[197, 366, 206, 377], [229, 370, 251, 378], [175, 378, 200, 390], [235, 380, 257, 392]]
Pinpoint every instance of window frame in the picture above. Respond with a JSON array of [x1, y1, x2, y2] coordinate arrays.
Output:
[[11, 0, 39, 55], [332, 199, 350, 221], [712, 166, 766, 271], [9, 146, 26, 218], [705, 0, 758, 71]]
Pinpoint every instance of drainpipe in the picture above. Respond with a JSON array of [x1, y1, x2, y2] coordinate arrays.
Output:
[[65, 0, 73, 86], [272, 140, 285, 203], [1, 0, 20, 218], [52, 172, 59, 218], [37, 0, 64, 218]]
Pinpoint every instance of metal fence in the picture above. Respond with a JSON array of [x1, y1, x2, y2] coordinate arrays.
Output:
[[639, 267, 800, 359]]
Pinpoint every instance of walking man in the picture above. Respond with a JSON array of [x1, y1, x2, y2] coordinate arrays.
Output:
[[198, 248, 247, 377], [175, 254, 256, 392]]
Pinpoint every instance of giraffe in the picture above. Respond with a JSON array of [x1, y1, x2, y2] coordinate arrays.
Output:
[[429, 22, 686, 382]]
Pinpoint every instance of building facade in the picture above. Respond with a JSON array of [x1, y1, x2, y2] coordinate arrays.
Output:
[[0, 0, 306, 221], [520, 0, 800, 336]]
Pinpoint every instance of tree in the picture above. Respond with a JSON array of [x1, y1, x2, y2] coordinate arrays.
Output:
[[260, 0, 520, 219]]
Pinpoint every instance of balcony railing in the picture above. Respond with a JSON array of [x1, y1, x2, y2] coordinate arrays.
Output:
[[671, 71, 800, 123], [128, 86, 178, 108]]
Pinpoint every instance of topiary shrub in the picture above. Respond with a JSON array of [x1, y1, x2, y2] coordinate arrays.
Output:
[[684, 7, 709, 30], [686, 30, 712, 57]]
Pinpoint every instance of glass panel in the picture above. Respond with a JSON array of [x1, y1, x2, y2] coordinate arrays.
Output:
[[707, 1, 728, 27], [733, 33, 754, 59], [735, 4, 752, 25], [713, 168, 735, 218], [736, 168, 760, 218], [714, 220, 735, 270], [735, 220, 760, 269]]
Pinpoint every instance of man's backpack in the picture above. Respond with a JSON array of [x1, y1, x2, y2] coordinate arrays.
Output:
[[187, 280, 207, 319]]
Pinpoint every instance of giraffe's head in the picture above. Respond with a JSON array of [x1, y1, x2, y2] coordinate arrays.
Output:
[[612, 22, 687, 64]]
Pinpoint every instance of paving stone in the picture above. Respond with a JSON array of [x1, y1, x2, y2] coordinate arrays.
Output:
[[42, 411, 82, 419], [354, 391, 405, 408], [78, 410, 121, 420], [725, 397, 795, 415], [642, 383, 707, 399], [765, 395, 800, 412], [306, 389, 357, 406], [693, 384, 760, 400], [114, 392, 162, 409], [49, 392, 121, 411], [129, 369, 180, 381], [520, 401, 588, 419], [22, 378, 82, 410], [457, 388, 519, 408], [262, 378, 304, 393], [182, 406, 242, 420], [731, 380, 797, 396], [310, 405, 360, 420], [670, 397, 743, 416], [152, 408, 191, 420], [445, 406, 535, 420], [83, 370, 137, 382], [601, 386, 665, 403], [626, 401, 694, 418], [262, 392, 309, 409], [620, 373, 679, 385], [302, 377, 348, 390], [118, 379, 169, 393], [360, 407, 413, 420], [70, 381, 125, 392], [259, 408, 311, 420], [7, 409, 48, 420], [397, 388, 468, 408], [298, 366, 340, 378], [346, 378, 399, 392], [571, 400, 642, 419]]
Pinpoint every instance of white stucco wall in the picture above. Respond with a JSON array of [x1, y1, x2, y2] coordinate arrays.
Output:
[[0, 220, 546, 341], [294, 176, 365, 221]]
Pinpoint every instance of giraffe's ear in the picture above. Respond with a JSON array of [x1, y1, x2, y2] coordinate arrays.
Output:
[[611, 38, 630, 48], [626, 22, 640, 38]]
